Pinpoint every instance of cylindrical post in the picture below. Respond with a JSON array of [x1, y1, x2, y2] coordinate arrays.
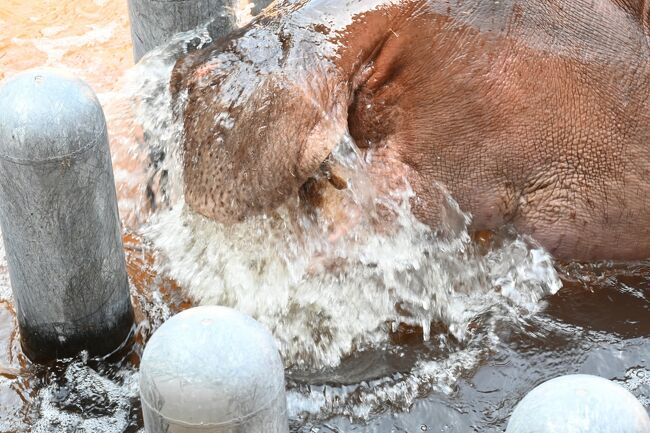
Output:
[[507, 374, 650, 432], [128, 0, 237, 62], [127, 0, 275, 62], [140, 306, 289, 433], [0, 68, 134, 362]]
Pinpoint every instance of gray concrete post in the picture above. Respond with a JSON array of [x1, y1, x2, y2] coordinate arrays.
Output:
[[0, 68, 134, 362], [128, 0, 275, 62], [128, 0, 237, 62]]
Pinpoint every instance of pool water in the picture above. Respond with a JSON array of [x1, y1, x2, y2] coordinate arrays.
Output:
[[0, 1, 648, 432]]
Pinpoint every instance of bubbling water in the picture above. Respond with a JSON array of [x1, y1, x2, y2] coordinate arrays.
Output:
[[144, 175, 561, 370], [30, 358, 139, 433]]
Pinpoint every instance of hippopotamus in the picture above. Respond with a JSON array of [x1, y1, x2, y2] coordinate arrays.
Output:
[[169, 0, 650, 261]]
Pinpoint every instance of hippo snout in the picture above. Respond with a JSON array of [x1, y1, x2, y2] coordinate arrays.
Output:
[[171, 27, 348, 223]]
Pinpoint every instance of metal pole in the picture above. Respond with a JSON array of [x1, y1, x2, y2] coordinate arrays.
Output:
[[0, 68, 134, 362]]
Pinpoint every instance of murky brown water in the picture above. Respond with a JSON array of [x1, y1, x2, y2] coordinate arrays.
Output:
[[0, 1, 648, 432]]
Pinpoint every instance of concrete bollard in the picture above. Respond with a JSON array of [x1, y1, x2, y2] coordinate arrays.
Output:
[[0, 68, 134, 362], [128, 0, 236, 62], [506, 374, 650, 432], [139, 306, 289, 433], [128, 0, 275, 62]]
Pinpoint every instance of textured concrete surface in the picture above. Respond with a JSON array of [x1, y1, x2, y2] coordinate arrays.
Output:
[[0, 69, 133, 362]]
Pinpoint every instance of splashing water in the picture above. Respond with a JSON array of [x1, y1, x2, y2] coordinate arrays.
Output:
[[30, 358, 139, 433], [0, 25, 568, 430], [117, 30, 564, 421], [144, 184, 561, 369]]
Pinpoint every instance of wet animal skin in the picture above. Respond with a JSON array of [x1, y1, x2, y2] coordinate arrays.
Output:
[[171, 0, 650, 261]]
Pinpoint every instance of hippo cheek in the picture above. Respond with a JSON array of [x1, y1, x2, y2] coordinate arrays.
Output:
[[180, 77, 348, 224], [171, 0, 402, 225]]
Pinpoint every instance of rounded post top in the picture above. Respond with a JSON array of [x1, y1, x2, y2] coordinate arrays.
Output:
[[507, 374, 650, 433], [0, 68, 106, 163], [139, 306, 285, 427]]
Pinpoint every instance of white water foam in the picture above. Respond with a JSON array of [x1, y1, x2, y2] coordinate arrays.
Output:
[[144, 194, 561, 369], [31, 358, 139, 433]]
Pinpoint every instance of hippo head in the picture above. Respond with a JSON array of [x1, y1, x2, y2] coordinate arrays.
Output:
[[167, 0, 650, 261], [169, 0, 403, 224], [170, 22, 355, 223]]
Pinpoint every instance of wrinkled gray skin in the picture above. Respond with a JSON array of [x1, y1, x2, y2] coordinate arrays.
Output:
[[171, 0, 650, 261]]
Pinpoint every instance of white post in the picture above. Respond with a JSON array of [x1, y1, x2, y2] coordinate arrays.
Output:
[[140, 306, 289, 432], [507, 374, 650, 432]]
